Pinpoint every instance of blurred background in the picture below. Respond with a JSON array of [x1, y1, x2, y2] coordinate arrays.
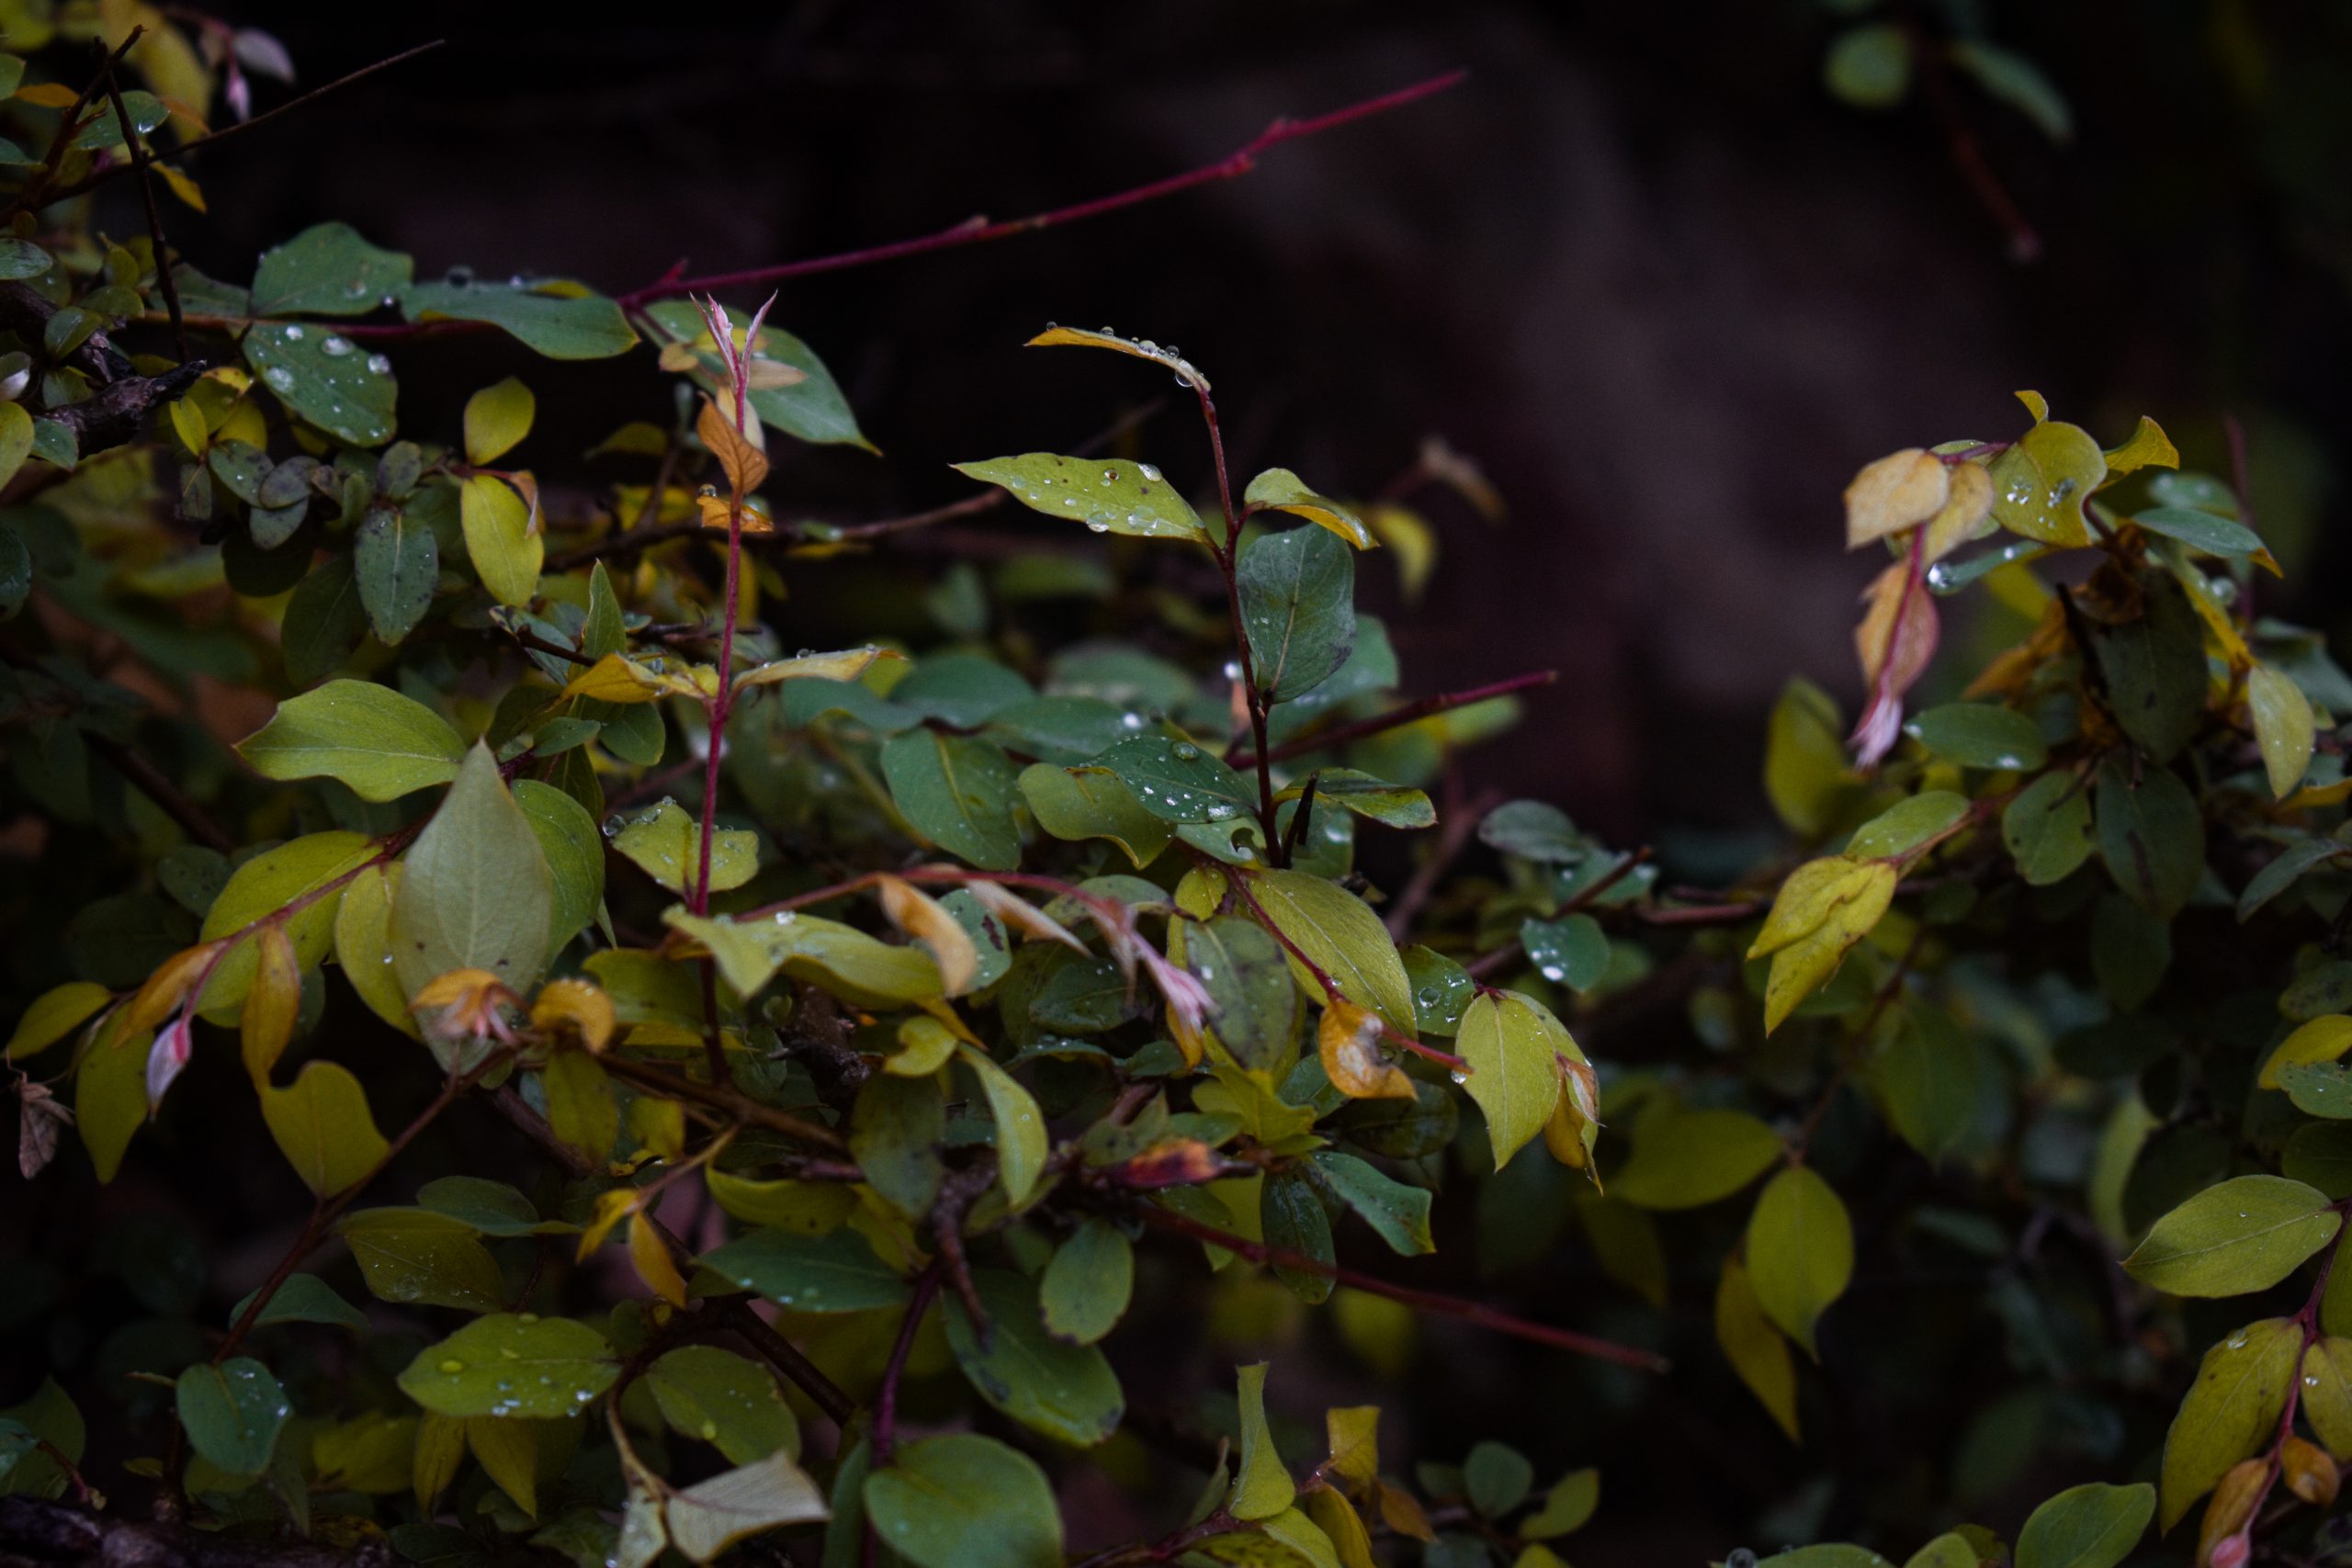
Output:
[[52, 1, 2352, 1560]]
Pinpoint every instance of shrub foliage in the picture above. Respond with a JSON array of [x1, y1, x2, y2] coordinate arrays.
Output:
[[2, 18, 2349, 1568]]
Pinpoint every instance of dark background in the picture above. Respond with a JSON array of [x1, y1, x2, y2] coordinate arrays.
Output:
[[153, 0, 2352, 846], [55, 1, 2352, 1560]]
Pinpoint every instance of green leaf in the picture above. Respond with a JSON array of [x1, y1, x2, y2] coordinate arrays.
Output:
[[353, 506, 439, 645], [460, 474, 541, 607], [7, 981, 111, 1061], [1716, 1258, 1800, 1441], [1759, 1551, 1893, 1568], [699, 1226, 912, 1314], [401, 280, 638, 360], [2089, 893, 2168, 1012], [0, 240, 52, 282], [646, 302, 870, 449], [1746, 1166, 1852, 1359], [881, 729, 1023, 870], [645, 1347, 798, 1465], [2303, 1337, 2352, 1459], [175, 1358, 289, 1478], [260, 1061, 389, 1195], [1844, 791, 1970, 860], [1248, 869, 1415, 1034], [1238, 525, 1355, 700], [389, 743, 555, 997], [1455, 991, 1567, 1169], [1091, 735, 1256, 826], [953, 455, 1205, 540], [2157, 1317, 2298, 1528], [74, 1023, 150, 1182], [957, 1043, 1047, 1206], [1038, 1218, 1134, 1346], [514, 781, 604, 962], [1520, 913, 1608, 991], [864, 1434, 1061, 1568], [1611, 1109, 1782, 1210], [1990, 418, 2105, 547], [237, 680, 466, 802], [1823, 24, 1910, 108], [397, 1314, 618, 1418], [226, 1274, 368, 1332], [608, 799, 757, 895], [2094, 761, 2203, 919], [1463, 1440, 1532, 1517], [1262, 1168, 1334, 1303], [2001, 771, 2095, 886], [2124, 1175, 2339, 1295], [198, 832, 380, 1014], [465, 378, 535, 467], [2013, 1481, 2154, 1568], [1019, 763, 1170, 867], [1180, 914, 1299, 1073], [944, 1269, 1123, 1446], [281, 551, 368, 687], [1949, 39, 2073, 141], [1901, 703, 2046, 770], [667, 909, 942, 1010], [1478, 800, 1582, 863], [1520, 1468, 1600, 1538], [1243, 468, 1374, 549], [418, 1176, 570, 1237], [250, 223, 414, 317], [340, 1207, 507, 1311], [1277, 769, 1433, 830], [1868, 1007, 1984, 1164], [2090, 570, 2207, 762], [1308, 1150, 1433, 1255], [850, 1074, 945, 1219], [1230, 1362, 1294, 1520], [2132, 504, 2267, 559], [243, 321, 397, 446], [663, 1451, 831, 1562]]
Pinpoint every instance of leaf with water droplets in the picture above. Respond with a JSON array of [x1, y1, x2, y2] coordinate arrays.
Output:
[[608, 799, 757, 896], [396, 1314, 618, 1418], [1455, 991, 1567, 1170], [243, 320, 398, 446], [1027, 323, 1210, 393], [1239, 524, 1356, 700], [945, 1269, 1124, 1447], [175, 1357, 290, 1478], [250, 222, 414, 317], [1020, 762, 1171, 867], [2249, 663, 2316, 800], [645, 1346, 799, 1465], [341, 1207, 507, 1311], [952, 454, 1205, 542], [1902, 702, 2047, 771], [1091, 735, 1255, 827], [880, 729, 1023, 870], [1519, 912, 1608, 991], [2125, 1175, 2338, 1296], [1989, 416, 2104, 547], [699, 1226, 912, 1314], [2157, 1317, 2298, 1528]]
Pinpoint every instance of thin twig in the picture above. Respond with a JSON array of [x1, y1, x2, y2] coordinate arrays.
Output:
[[1130, 1201, 1668, 1371], [1230, 670, 1556, 771], [41, 40, 448, 206], [95, 40, 184, 359]]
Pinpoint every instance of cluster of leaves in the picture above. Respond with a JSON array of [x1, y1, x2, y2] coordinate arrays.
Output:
[[4, 14, 2352, 1568]]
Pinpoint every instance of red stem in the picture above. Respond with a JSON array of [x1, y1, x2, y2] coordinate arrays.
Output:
[[1228, 670, 1557, 771], [1132, 1203, 1668, 1371]]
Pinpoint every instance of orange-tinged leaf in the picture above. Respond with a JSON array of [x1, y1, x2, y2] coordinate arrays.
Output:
[[241, 924, 302, 1082], [1919, 460, 1994, 563], [2197, 1458, 2265, 1567], [1026, 324, 1209, 394], [1376, 1481, 1434, 1542], [1849, 546, 1939, 767], [875, 874, 979, 996], [696, 397, 769, 494], [1319, 1000, 1413, 1100], [125, 944, 220, 1035], [2281, 1434, 2338, 1507], [577, 1188, 639, 1259], [16, 83, 82, 108]]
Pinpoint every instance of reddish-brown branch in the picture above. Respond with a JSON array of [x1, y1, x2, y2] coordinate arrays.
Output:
[[871, 1264, 942, 1464], [1908, 24, 2041, 263], [1131, 1202, 1668, 1371], [616, 71, 1467, 307], [1229, 670, 1556, 771]]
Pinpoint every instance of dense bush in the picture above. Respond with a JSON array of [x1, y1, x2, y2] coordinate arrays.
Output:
[[4, 17, 2351, 1568]]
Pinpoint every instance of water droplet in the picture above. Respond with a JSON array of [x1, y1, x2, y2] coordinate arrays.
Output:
[[263, 366, 294, 391], [366, 353, 392, 375], [281, 323, 304, 341], [447, 265, 475, 287], [321, 334, 353, 357]]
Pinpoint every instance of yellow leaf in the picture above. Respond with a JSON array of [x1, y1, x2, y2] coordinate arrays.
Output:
[[464, 378, 536, 467], [1230, 1362, 1294, 1521], [628, 1095, 686, 1161], [461, 473, 542, 607], [2248, 664, 2316, 800], [888, 1015, 960, 1077], [2197, 1458, 2265, 1566], [1300, 1488, 1378, 1568], [466, 1416, 543, 1517], [241, 923, 301, 1082], [532, 978, 616, 1052], [1318, 1000, 1413, 1100], [875, 874, 979, 995], [1026, 324, 1209, 394], [577, 1189, 639, 1260], [732, 646, 898, 692], [335, 863, 419, 1039], [629, 1213, 690, 1307], [1919, 460, 1994, 564], [2258, 1015, 2352, 1090], [1363, 503, 1436, 603], [15, 84, 80, 108], [2105, 414, 2181, 477], [413, 1413, 466, 1509], [1324, 1406, 1380, 1492], [123, 943, 218, 1034], [1747, 857, 1898, 1033], [1844, 448, 1950, 550], [562, 652, 668, 705], [543, 1050, 618, 1167], [155, 162, 204, 211], [260, 1061, 390, 1196]]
